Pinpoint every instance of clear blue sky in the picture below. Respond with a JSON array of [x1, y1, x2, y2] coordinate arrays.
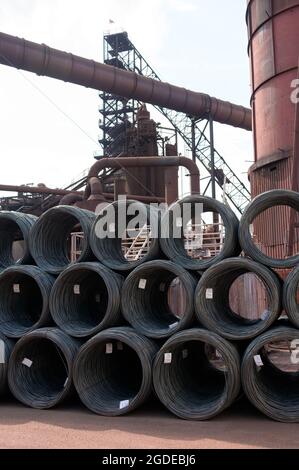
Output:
[[0, 0, 253, 189]]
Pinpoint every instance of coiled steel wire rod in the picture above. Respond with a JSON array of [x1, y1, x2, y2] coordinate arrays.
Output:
[[194, 257, 281, 340], [239, 190, 299, 269], [159, 195, 240, 270], [89, 199, 160, 271], [121, 260, 197, 339], [8, 327, 80, 409], [153, 328, 240, 420], [242, 325, 299, 422], [0, 332, 14, 396], [0, 211, 37, 269], [283, 265, 299, 328], [73, 326, 159, 416], [29, 205, 95, 275], [50, 262, 124, 338], [0, 265, 55, 338]]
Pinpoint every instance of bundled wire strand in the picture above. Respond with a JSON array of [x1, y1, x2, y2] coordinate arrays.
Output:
[[0, 332, 14, 397], [239, 189, 299, 268], [194, 257, 281, 340], [121, 260, 197, 339], [283, 265, 299, 328], [73, 326, 159, 416], [50, 262, 124, 338], [159, 195, 240, 270], [29, 205, 95, 275], [89, 199, 160, 271], [8, 327, 80, 409], [153, 328, 240, 420], [0, 265, 55, 338], [241, 325, 299, 422], [0, 211, 37, 269]]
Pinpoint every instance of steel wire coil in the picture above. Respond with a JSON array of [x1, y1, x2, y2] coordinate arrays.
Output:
[[153, 328, 240, 420], [0, 265, 55, 338], [241, 325, 299, 422], [0, 332, 14, 396], [29, 205, 95, 275], [194, 257, 281, 340], [89, 199, 160, 271], [159, 195, 240, 271], [49, 262, 124, 338], [0, 211, 37, 269], [283, 266, 299, 327], [121, 260, 197, 339], [8, 327, 80, 409], [73, 326, 159, 416], [239, 189, 299, 269]]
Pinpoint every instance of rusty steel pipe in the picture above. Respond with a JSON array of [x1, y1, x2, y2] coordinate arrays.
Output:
[[0, 32, 252, 130], [0, 183, 165, 204], [87, 157, 200, 201], [0, 184, 77, 196]]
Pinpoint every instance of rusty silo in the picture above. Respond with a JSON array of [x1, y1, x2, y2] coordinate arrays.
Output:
[[247, 0, 299, 261]]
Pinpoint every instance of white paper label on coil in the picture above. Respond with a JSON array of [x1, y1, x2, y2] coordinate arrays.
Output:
[[182, 349, 188, 359], [22, 358, 32, 368], [106, 343, 113, 354], [64, 378, 69, 388], [169, 322, 178, 329], [73, 284, 80, 295], [254, 355, 263, 367], [138, 278, 147, 289], [159, 283, 166, 292], [261, 310, 270, 321], [13, 283, 20, 293], [119, 399, 129, 409], [95, 294, 101, 303], [117, 341, 123, 351], [164, 353, 172, 364], [206, 288, 213, 299], [109, 223, 115, 233], [176, 217, 183, 227]]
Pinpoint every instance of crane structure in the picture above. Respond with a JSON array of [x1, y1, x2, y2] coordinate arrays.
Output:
[[99, 32, 251, 214]]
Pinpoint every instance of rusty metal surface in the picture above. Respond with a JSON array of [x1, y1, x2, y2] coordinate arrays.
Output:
[[0, 32, 251, 130], [247, 0, 299, 162], [247, 0, 299, 261], [86, 156, 199, 203]]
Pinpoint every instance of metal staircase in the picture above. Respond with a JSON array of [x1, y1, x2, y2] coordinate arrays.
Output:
[[100, 32, 251, 214]]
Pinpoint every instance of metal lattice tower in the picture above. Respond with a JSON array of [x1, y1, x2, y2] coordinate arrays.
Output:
[[99, 31, 251, 214]]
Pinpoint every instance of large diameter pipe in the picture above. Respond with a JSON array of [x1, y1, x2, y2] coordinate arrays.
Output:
[[0, 183, 165, 203], [87, 156, 200, 197], [0, 32, 252, 130]]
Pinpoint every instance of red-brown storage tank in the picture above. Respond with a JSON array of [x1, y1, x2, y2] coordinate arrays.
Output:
[[247, 0, 299, 263]]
